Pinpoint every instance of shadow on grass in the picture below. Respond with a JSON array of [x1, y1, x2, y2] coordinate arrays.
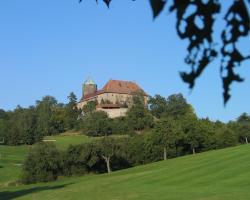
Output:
[[0, 183, 73, 200]]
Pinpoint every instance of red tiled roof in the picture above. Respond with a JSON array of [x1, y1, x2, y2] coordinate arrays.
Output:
[[102, 80, 147, 96]]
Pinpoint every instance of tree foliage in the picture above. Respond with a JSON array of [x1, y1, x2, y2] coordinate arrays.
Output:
[[64, 92, 80, 130], [229, 113, 250, 144], [81, 111, 113, 136], [81, 0, 250, 104], [94, 137, 120, 173], [21, 142, 62, 184], [149, 93, 195, 119], [152, 117, 183, 159], [126, 95, 154, 131]]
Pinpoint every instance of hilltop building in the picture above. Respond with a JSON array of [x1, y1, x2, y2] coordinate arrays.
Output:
[[78, 79, 148, 118]]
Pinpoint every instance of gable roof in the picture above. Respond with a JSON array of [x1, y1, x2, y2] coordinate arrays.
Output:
[[101, 80, 147, 96]]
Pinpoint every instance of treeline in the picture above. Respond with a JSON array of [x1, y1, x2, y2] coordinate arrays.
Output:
[[0, 93, 80, 145], [18, 93, 250, 184], [2, 92, 249, 147]]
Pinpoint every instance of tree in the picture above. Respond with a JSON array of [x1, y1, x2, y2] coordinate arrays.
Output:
[[233, 113, 250, 144], [148, 94, 168, 118], [0, 112, 7, 143], [20, 106, 42, 145], [0, 109, 7, 144], [186, 124, 200, 154], [95, 137, 120, 173], [81, 111, 113, 136], [181, 117, 207, 154], [111, 117, 135, 136], [152, 117, 183, 160], [0, 109, 6, 119], [64, 92, 80, 130], [215, 125, 238, 148], [62, 143, 100, 175], [36, 96, 57, 136], [82, 100, 97, 115], [164, 94, 195, 120], [0, 106, 43, 145], [82, 0, 250, 104], [126, 95, 154, 131], [21, 142, 62, 184], [36, 96, 64, 136]]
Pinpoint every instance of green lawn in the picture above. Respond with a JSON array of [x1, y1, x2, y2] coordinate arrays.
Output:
[[1, 144, 250, 200], [0, 145, 28, 187], [43, 134, 94, 150]]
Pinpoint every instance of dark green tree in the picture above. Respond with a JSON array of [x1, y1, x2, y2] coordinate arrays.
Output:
[[111, 117, 135, 136], [148, 94, 168, 118], [126, 95, 154, 131], [165, 94, 195, 120], [153, 117, 183, 160], [236, 113, 250, 144], [181, 117, 208, 154], [36, 96, 63, 136], [215, 125, 238, 148], [0, 109, 7, 142], [21, 106, 42, 145], [64, 92, 80, 130], [62, 143, 100, 175], [81, 111, 112, 136], [21, 142, 62, 184]]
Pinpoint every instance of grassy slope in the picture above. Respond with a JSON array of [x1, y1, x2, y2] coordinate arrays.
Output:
[[43, 135, 94, 150], [0, 135, 92, 187], [1, 144, 250, 200], [0, 145, 28, 187]]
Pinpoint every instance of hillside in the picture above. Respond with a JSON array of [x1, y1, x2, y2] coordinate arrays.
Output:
[[1, 144, 250, 200]]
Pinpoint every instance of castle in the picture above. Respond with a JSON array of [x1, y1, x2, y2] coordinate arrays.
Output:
[[77, 79, 148, 118]]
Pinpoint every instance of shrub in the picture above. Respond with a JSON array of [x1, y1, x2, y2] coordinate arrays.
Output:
[[21, 142, 62, 184]]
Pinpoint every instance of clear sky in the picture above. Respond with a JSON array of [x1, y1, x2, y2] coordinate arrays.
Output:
[[0, 0, 250, 122]]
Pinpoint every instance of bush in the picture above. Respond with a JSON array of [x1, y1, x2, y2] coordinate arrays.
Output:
[[81, 111, 113, 136], [21, 142, 62, 184], [62, 143, 103, 176]]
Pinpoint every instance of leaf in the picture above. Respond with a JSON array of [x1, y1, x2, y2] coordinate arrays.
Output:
[[150, 0, 167, 19], [103, 0, 112, 8], [220, 0, 250, 105], [79, 0, 98, 4]]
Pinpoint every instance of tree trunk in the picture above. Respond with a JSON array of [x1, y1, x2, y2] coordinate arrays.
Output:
[[102, 156, 111, 173], [245, 137, 248, 144], [106, 158, 111, 173], [192, 147, 196, 155], [163, 147, 167, 160]]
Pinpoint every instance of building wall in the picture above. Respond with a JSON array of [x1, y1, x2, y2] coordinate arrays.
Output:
[[97, 93, 133, 105], [77, 92, 148, 117], [96, 107, 128, 118]]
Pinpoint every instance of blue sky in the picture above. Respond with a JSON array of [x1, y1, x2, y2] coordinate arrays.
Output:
[[0, 0, 250, 122]]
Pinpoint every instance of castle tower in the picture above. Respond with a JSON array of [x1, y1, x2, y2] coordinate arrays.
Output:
[[82, 78, 97, 98]]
